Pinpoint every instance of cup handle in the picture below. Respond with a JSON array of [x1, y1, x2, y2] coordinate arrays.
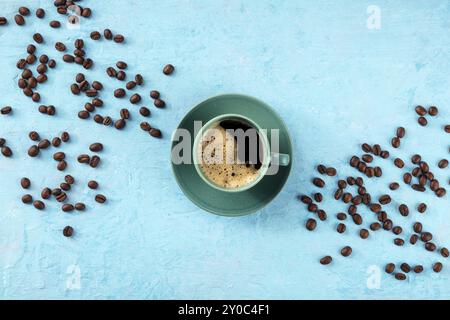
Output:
[[271, 153, 290, 166]]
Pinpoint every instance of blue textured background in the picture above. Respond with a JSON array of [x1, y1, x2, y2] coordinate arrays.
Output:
[[0, 0, 449, 299]]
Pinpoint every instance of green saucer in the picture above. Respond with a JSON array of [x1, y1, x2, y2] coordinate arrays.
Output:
[[171, 94, 293, 216]]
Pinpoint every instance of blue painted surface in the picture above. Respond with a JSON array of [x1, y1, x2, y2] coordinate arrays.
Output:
[[0, 0, 449, 299]]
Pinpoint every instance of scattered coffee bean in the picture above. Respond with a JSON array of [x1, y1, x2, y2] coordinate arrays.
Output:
[[379, 194, 391, 205], [398, 204, 409, 217], [394, 238, 404, 246], [53, 152, 65, 161], [21, 177, 31, 189], [22, 194, 33, 204], [75, 203, 86, 211], [115, 119, 126, 130], [62, 204, 75, 212], [135, 74, 144, 85], [312, 178, 325, 188], [52, 137, 62, 147], [50, 20, 61, 28], [89, 155, 101, 168], [395, 273, 406, 281], [433, 262, 443, 273], [415, 105, 427, 116], [103, 116, 113, 126], [359, 229, 369, 239], [33, 200, 45, 210], [410, 234, 419, 245], [149, 128, 162, 138], [319, 256, 332, 265], [425, 243, 437, 252], [385, 263, 395, 274], [413, 265, 424, 273], [400, 263, 411, 273], [440, 247, 449, 258], [28, 145, 40, 157], [14, 15, 25, 26], [428, 106, 438, 116], [57, 160, 67, 171], [41, 187, 51, 200], [391, 137, 400, 148], [403, 173, 412, 184], [113, 34, 125, 43], [305, 219, 317, 231], [389, 182, 400, 190], [63, 226, 74, 237], [418, 117, 428, 126], [114, 88, 126, 98], [413, 222, 423, 233], [336, 223, 346, 234], [392, 226, 403, 235], [0, 146, 11, 157], [396, 127, 406, 138], [340, 246, 352, 257], [163, 64, 175, 75], [154, 99, 165, 108], [438, 159, 448, 169], [394, 158, 404, 169], [89, 143, 103, 152], [95, 194, 107, 204], [88, 180, 99, 189], [130, 93, 141, 104]]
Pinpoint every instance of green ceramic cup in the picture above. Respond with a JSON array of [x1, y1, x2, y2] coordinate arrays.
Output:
[[192, 113, 290, 193]]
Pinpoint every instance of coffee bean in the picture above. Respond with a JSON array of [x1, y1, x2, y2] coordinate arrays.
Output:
[[37, 64, 47, 74], [336, 223, 346, 233], [57, 160, 67, 171], [72, 203, 85, 211], [333, 188, 343, 200], [116, 61, 127, 69], [317, 164, 326, 174], [50, 20, 61, 28], [103, 116, 113, 126], [311, 193, 322, 203], [326, 167, 337, 176], [14, 15, 25, 26], [392, 226, 403, 235], [370, 203, 381, 213], [48, 59, 56, 68], [62, 176, 74, 186], [52, 188, 62, 196], [28, 144, 41, 157], [359, 229, 369, 239], [378, 212, 388, 223], [445, 125, 450, 133], [60, 132, 69, 143], [342, 192, 352, 204], [20, 177, 31, 189], [60, 183, 71, 191], [41, 187, 51, 200], [0, 17, 7, 25], [95, 194, 107, 203], [150, 90, 160, 99], [119, 109, 130, 120], [415, 204, 427, 215], [1, 106, 12, 115], [336, 180, 346, 190], [430, 179, 439, 191], [361, 154, 373, 163], [113, 34, 125, 43], [52, 152, 65, 161], [116, 70, 126, 80], [115, 119, 126, 130], [33, 33, 44, 44], [305, 219, 317, 231], [418, 116, 428, 126], [440, 247, 449, 258], [149, 128, 162, 138], [380, 150, 390, 159], [114, 88, 126, 98], [90, 31, 101, 40], [361, 143, 372, 153], [52, 137, 61, 147], [56, 192, 67, 203], [400, 263, 411, 273], [385, 263, 395, 274], [88, 155, 100, 168], [398, 204, 409, 217], [395, 273, 406, 281], [85, 89, 98, 97], [413, 222, 423, 233], [18, 7, 30, 16], [299, 195, 312, 204], [379, 195, 391, 205], [130, 93, 141, 104], [435, 187, 446, 198], [438, 159, 448, 169], [22, 194, 33, 204], [33, 200, 45, 210], [307, 203, 318, 212], [63, 54, 75, 63], [87, 143, 103, 153], [154, 99, 166, 108], [106, 67, 117, 77], [428, 106, 438, 116], [421, 232, 433, 242], [391, 137, 400, 148], [352, 213, 362, 226], [312, 178, 325, 188], [125, 81, 137, 91], [372, 144, 381, 156], [78, 110, 90, 119], [135, 74, 144, 85], [84, 103, 95, 113], [403, 173, 412, 184], [433, 262, 443, 273], [389, 182, 400, 191], [413, 265, 423, 273], [92, 81, 103, 91], [350, 156, 360, 167], [163, 64, 175, 75], [415, 105, 427, 116], [410, 234, 419, 245], [425, 243, 437, 252], [337, 213, 347, 220], [393, 158, 404, 169], [394, 238, 404, 246], [92, 99, 103, 107], [319, 256, 332, 265], [63, 226, 74, 237], [370, 222, 381, 231], [31, 92, 41, 102], [88, 181, 99, 190], [396, 127, 406, 138], [36, 8, 45, 18], [82, 7, 92, 17], [0, 146, 11, 157], [340, 246, 352, 257]]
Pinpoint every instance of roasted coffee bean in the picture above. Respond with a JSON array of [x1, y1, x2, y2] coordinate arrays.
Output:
[[39, 54, 49, 64], [346, 177, 355, 185], [50, 20, 61, 28], [389, 182, 400, 190], [19, 7, 30, 16], [438, 159, 448, 169], [413, 222, 423, 233], [114, 88, 126, 98], [83, 59, 94, 70], [0, 146, 11, 157], [94, 114, 104, 124], [385, 263, 395, 274], [63, 175, 75, 185], [337, 213, 347, 220], [72, 203, 85, 211], [163, 64, 175, 75], [319, 256, 332, 265], [56, 192, 67, 203], [85, 103, 95, 112], [410, 234, 419, 245], [417, 203, 427, 214], [28, 145, 40, 157], [372, 144, 381, 156], [150, 90, 160, 100], [85, 89, 98, 97], [14, 15, 25, 26], [362, 154, 373, 163], [421, 232, 433, 242], [21, 177, 31, 189], [418, 116, 428, 126], [348, 205, 357, 215], [342, 193, 352, 204], [103, 116, 113, 126], [37, 64, 47, 74], [392, 226, 403, 235], [57, 160, 67, 171], [52, 137, 61, 147], [115, 119, 126, 130], [400, 263, 411, 273], [413, 265, 424, 273], [90, 31, 101, 40], [82, 7, 92, 18], [403, 173, 412, 184], [149, 128, 162, 138], [78, 154, 90, 164], [130, 93, 141, 104], [61, 132, 70, 142], [116, 61, 127, 69], [92, 81, 103, 91], [380, 150, 390, 159], [1, 106, 12, 115], [411, 183, 425, 192], [383, 220, 393, 231], [395, 273, 406, 281], [394, 238, 405, 246], [352, 214, 362, 225], [154, 99, 166, 108], [362, 194, 371, 205], [126, 81, 137, 90], [317, 164, 326, 174], [36, 8, 45, 18], [135, 74, 144, 85], [137, 107, 150, 117], [74, 39, 84, 50], [0, 17, 7, 25], [41, 187, 51, 200], [333, 188, 343, 200], [63, 54, 75, 63], [415, 105, 427, 116], [349, 156, 360, 167], [60, 183, 71, 191], [336, 180, 346, 190], [89, 143, 103, 153], [33, 200, 45, 210], [419, 161, 429, 173], [340, 246, 352, 257], [78, 110, 90, 119], [114, 34, 125, 43], [299, 195, 312, 204], [433, 262, 443, 273], [430, 180, 439, 191], [33, 33, 44, 44], [116, 71, 126, 81], [75, 73, 85, 83], [22, 194, 33, 204], [378, 211, 388, 222], [311, 193, 322, 203], [312, 178, 325, 188], [370, 222, 381, 231], [48, 59, 56, 68], [373, 166, 382, 177], [336, 223, 346, 234], [52, 188, 62, 196], [379, 195, 391, 205], [359, 229, 369, 239], [393, 158, 404, 169], [92, 99, 103, 107], [95, 194, 107, 203], [89, 155, 101, 168], [391, 137, 400, 148], [63, 226, 74, 237], [396, 127, 406, 138], [106, 67, 117, 77], [418, 175, 427, 187], [398, 204, 409, 217], [370, 203, 381, 213], [62, 204, 74, 212], [120, 108, 130, 119], [71, 83, 80, 95], [31, 92, 41, 102], [445, 125, 450, 133], [104, 28, 113, 39], [17, 59, 27, 69], [411, 154, 421, 164], [352, 195, 362, 205], [305, 219, 317, 231], [324, 167, 336, 176], [88, 180, 99, 190], [307, 203, 318, 212], [440, 247, 449, 258], [428, 106, 438, 116], [18, 78, 27, 89], [22, 69, 32, 79], [425, 243, 437, 252], [364, 166, 374, 177], [361, 143, 372, 153]]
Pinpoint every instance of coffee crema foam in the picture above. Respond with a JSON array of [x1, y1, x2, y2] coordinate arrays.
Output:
[[198, 125, 260, 189]]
